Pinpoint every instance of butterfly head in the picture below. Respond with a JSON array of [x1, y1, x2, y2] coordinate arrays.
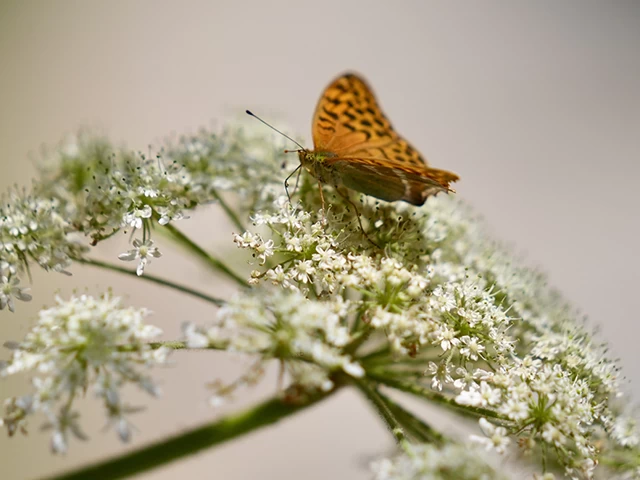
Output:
[[296, 150, 336, 167], [284, 149, 340, 187], [284, 149, 309, 165], [296, 149, 314, 168]]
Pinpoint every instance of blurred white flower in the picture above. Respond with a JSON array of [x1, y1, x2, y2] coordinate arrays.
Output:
[[471, 418, 511, 454], [0, 275, 32, 312], [371, 443, 507, 480], [1, 294, 167, 452]]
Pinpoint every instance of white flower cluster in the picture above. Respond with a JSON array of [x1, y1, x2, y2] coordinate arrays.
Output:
[[234, 196, 515, 361], [183, 289, 363, 400], [162, 123, 299, 213], [422, 198, 630, 478], [0, 124, 293, 310], [0, 190, 88, 311], [230, 190, 638, 479], [36, 134, 196, 242], [0, 294, 168, 453], [3, 122, 636, 477], [371, 442, 506, 480]]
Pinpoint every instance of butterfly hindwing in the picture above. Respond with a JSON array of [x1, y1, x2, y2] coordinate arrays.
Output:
[[328, 157, 457, 206]]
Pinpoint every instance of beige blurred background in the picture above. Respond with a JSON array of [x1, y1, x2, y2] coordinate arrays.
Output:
[[1, 1, 638, 479]]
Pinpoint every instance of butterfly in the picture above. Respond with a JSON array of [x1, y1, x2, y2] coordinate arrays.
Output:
[[294, 73, 459, 209]]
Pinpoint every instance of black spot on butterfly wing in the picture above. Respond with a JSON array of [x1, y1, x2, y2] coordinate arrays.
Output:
[[322, 107, 339, 120]]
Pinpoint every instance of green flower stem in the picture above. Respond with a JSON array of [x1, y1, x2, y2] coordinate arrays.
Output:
[[161, 223, 248, 288], [353, 377, 407, 445], [210, 189, 245, 233], [148, 340, 189, 350], [115, 341, 226, 353], [599, 449, 640, 470], [376, 390, 446, 445], [77, 258, 225, 306], [362, 351, 443, 368], [368, 370, 513, 426], [361, 367, 423, 379], [358, 344, 391, 362], [344, 325, 374, 355], [44, 391, 335, 480]]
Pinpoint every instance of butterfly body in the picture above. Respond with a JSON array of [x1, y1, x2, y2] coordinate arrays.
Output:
[[298, 150, 340, 186], [302, 73, 459, 206]]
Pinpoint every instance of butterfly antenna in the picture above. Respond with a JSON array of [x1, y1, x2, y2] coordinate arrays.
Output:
[[245, 110, 304, 150]]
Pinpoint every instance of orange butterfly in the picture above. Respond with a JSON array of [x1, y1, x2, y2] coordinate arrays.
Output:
[[296, 73, 459, 208], [248, 73, 458, 210]]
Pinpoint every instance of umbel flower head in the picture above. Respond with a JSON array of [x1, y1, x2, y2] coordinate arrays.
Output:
[[223, 179, 638, 478], [1, 294, 168, 453], [0, 124, 638, 479]]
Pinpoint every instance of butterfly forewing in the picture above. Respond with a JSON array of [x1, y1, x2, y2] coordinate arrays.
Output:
[[312, 74, 399, 154], [308, 72, 458, 204]]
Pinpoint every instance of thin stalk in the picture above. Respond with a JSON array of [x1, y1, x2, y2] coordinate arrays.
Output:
[[353, 377, 407, 445], [364, 369, 423, 380], [376, 390, 446, 445], [599, 449, 640, 470], [161, 223, 248, 288], [116, 341, 226, 353], [362, 351, 443, 368], [358, 344, 391, 362], [77, 258, 225, 306], [344, 325, 374, 356], [148, 340, 189, 350], [44, 391, 335, 480], [210, 189, 245, 232]]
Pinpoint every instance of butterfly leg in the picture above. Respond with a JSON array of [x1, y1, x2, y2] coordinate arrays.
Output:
[[336, 188, 380, 249], [284, 165, 302, 203]]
